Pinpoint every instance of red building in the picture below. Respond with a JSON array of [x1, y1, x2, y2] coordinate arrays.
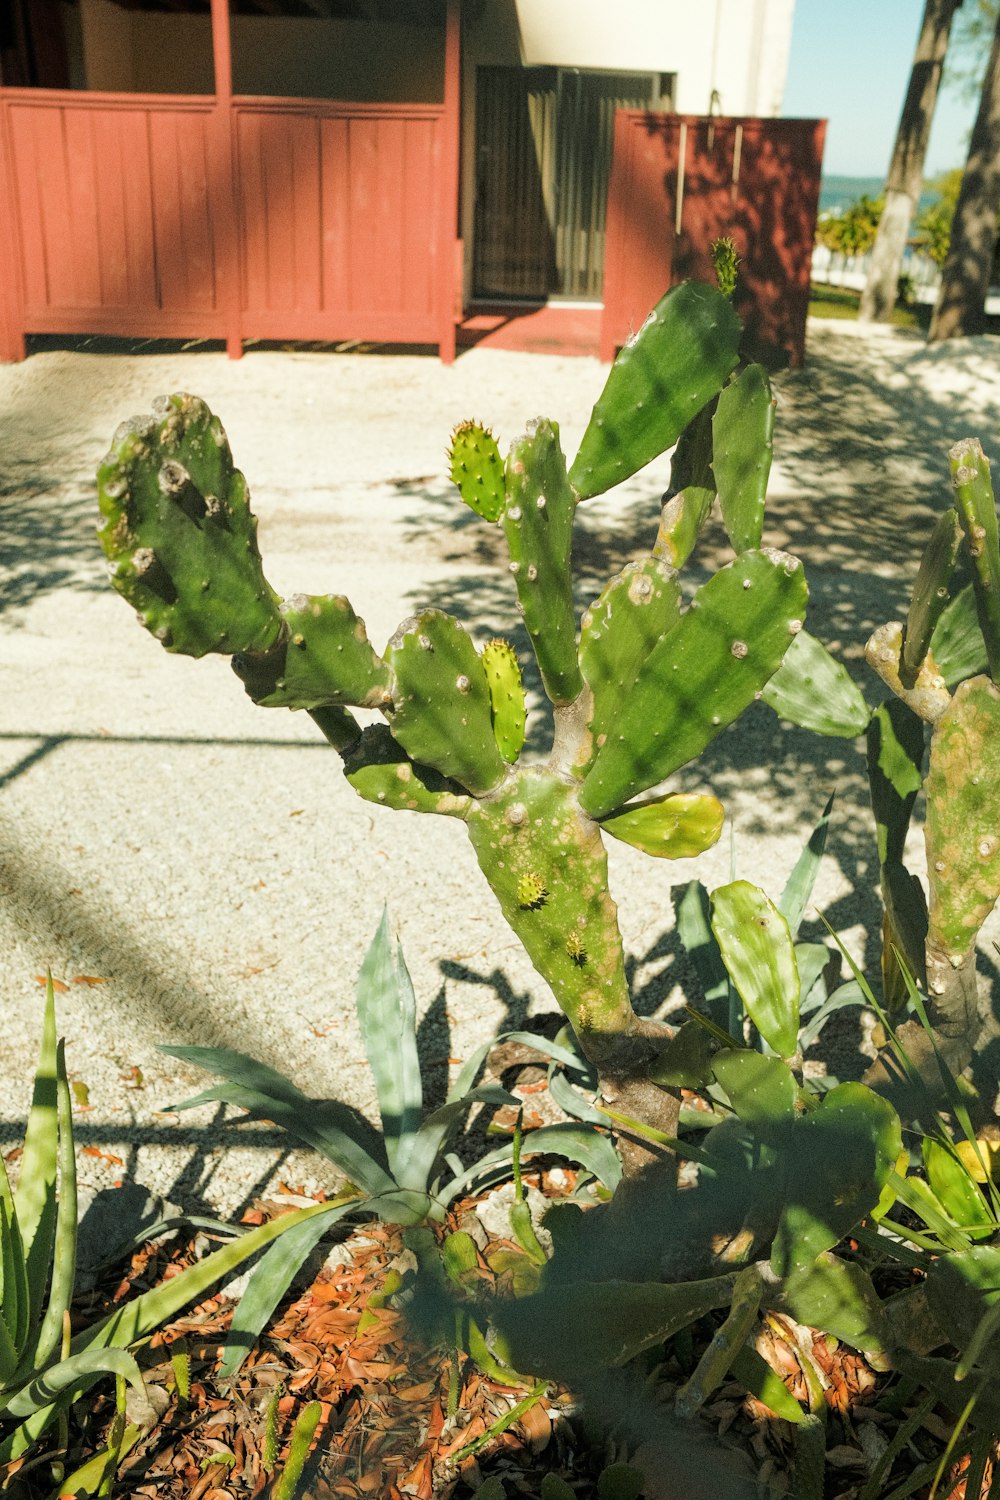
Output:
[[0, 0, 823, 365]]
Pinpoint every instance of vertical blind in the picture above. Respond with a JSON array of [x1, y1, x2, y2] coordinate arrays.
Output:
[[473, 66, 657, 301]]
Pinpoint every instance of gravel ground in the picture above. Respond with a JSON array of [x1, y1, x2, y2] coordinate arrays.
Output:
[[2, 319, 999, 1219]]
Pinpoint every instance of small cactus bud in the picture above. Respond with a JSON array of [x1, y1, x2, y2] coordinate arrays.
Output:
[[517, 871, 547, 909], [565, 930, 587, 966], [710, 236, 739, 298]]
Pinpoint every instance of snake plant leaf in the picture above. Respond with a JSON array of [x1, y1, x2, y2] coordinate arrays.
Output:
[[570, 281, 742, 499], [13, 976, 59, 1356], [600, 792, 724, 859], [712, 362, 774, 553], [710, 882, 800, 1058], [762, 629, 870, 738]]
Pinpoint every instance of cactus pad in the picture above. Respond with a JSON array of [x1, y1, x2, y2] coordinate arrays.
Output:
[[710, 881, 800, 1059], [600, 793, 724, 859], [924, 674, 1000, 966], [448, 420, 505, 522], [569, 282, 742, 501], [712, 363, 774, 553], [233, 594, 391, 710], [466, 771, 633, 1042], [578, 549, 808, 819], [949, 438, 1000, 680], [343, 725, 471, 818], [481, 638, 526, 762], [901, 508, 963, 686], [503, 420, 583, 704], [930, 583, 990, 688], [576, 558, 682, 776], [383, 609, 505, 795], [97, 394, 281, 657], [762, 628, 870, 738]]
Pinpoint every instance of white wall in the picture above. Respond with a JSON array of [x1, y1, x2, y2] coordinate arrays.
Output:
[[513, 0, 797, 118]]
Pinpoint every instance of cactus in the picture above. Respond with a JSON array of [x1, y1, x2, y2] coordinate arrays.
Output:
[[98, 279, 862, 1167], [864, 441, 1000, 1089], [448, 419, 506, 522]]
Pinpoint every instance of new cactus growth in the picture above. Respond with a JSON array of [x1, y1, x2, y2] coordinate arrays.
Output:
[[864, 436, 1000, 1087], [99, 279, 865, 1167]]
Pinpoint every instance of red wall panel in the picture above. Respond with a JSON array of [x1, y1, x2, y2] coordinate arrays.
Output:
[[602, 112, 826, 367]]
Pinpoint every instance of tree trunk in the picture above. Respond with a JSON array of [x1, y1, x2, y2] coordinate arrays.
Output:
[[860, 0, 962, 324], [929, 13, 1000, 340]]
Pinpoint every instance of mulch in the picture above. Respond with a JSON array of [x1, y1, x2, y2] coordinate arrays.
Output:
[[1, 1175, 997, 1499]]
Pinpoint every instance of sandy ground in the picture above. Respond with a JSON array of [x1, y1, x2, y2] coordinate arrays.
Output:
[[2, 318, 999, 1219]]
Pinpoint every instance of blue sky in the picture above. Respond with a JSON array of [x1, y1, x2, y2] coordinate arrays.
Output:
[[783, 0, 979, 179]]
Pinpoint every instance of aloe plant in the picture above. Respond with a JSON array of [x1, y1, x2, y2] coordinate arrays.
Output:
[[0, 980, 360, 1474], [97, 275, 867, 1171]]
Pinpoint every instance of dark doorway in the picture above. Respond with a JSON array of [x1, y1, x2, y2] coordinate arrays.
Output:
[[472, 64, 661, 301]]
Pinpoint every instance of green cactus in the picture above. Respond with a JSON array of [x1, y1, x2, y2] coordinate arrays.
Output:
[[502, 419, 582, 704], [481, 638, 526, 763], [448, 420, 505, 522], [97, 394, 281, 657], [98, 280, 858, 1167], [864, 441, 1000, 1087]]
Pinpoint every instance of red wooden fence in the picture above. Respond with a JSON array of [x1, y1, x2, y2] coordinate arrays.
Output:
[[601, 113, 826, 367], [0, 89, 456, 361]]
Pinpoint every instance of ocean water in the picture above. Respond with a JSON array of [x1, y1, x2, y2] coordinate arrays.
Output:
[[820, 174, 941, 216]]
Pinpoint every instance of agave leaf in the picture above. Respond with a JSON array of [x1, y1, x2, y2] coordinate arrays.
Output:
[[402, 1085, 518, 1202], [29, 1039, 77, 1373], [159, 1050, 395, 1199], [218, 1200, 358, 1379], [446, 1123, 622, 1202], [13, 977, 59, 1347], [355, 911, 424, 1184], [0, 1160, 28, 1372], [797, 981, 866, 1052]]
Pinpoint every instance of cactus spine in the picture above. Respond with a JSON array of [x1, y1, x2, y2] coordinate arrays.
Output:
[[98, 280, 863, 1165]]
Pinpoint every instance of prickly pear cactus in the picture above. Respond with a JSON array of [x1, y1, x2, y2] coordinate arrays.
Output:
[[98, 278, 861, 1156], [863, 436, 1000, 1085]]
